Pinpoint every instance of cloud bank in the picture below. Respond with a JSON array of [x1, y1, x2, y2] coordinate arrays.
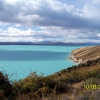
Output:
[[0, 0, 100, 42]]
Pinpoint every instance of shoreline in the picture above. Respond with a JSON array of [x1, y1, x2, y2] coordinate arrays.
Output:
[[70, 54, 81, 64]]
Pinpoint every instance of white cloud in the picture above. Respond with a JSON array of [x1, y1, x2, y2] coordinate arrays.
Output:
[[93, 0, 100, 4], [7, 27, 34, 36], [83, 0, 100, 21], [0, 25, 100, 42], [97, 33, 100, 37], [5, 0, 18, 4]]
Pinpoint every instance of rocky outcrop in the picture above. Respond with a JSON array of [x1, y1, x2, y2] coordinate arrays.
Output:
[[70, 46, 100, 64], [70, 54, 82, 63]]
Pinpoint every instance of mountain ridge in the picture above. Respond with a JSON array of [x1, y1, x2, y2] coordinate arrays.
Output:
[[0, 41, 99, 45]]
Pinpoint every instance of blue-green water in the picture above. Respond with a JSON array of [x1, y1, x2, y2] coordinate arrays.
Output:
[[0, 45, 92, 80]]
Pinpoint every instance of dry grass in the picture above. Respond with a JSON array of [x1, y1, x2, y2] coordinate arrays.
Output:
[[71, 46, 100, 63]]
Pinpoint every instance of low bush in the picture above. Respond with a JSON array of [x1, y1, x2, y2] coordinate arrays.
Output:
[[0, 72, 13, 99]]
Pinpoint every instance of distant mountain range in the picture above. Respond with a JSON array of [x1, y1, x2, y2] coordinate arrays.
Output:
[[0, 41, 100, 45]]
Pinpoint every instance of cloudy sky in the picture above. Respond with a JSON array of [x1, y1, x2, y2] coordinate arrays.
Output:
[[0, 0, 100, 42]]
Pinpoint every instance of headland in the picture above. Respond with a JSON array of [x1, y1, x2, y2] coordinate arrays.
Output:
[[70, 45, 100, 63]]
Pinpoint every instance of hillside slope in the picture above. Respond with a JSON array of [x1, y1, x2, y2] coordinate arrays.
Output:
[[70, 45, 100, 63]]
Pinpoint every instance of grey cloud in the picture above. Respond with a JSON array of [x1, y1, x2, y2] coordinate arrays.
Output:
[[0, 0, 99, 31], [0, 0, 4, 11]]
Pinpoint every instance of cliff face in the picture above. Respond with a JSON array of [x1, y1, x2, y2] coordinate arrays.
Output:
[[70, 46, 100, 63]]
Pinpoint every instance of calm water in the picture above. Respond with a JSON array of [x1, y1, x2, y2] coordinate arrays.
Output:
[[0, 45, 92, 80]]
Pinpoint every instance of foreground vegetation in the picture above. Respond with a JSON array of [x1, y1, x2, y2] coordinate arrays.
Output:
[[1, 58, 100, 100]]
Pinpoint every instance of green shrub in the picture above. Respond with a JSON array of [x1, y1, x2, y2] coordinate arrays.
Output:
[[0, 72, 12, 98]]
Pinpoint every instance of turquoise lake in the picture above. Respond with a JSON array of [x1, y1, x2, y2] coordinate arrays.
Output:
[[0, 45, 94, 80]]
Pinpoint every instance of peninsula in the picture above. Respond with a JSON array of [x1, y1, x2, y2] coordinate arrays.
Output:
[[70, 45, 100, 63]]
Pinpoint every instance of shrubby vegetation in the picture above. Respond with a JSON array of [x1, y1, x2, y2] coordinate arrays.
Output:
[[1, 58, 100, 100], [0, 72, 12, 100]]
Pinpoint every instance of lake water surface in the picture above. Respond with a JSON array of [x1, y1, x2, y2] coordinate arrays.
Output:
[[0, 45, 92, 80]]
